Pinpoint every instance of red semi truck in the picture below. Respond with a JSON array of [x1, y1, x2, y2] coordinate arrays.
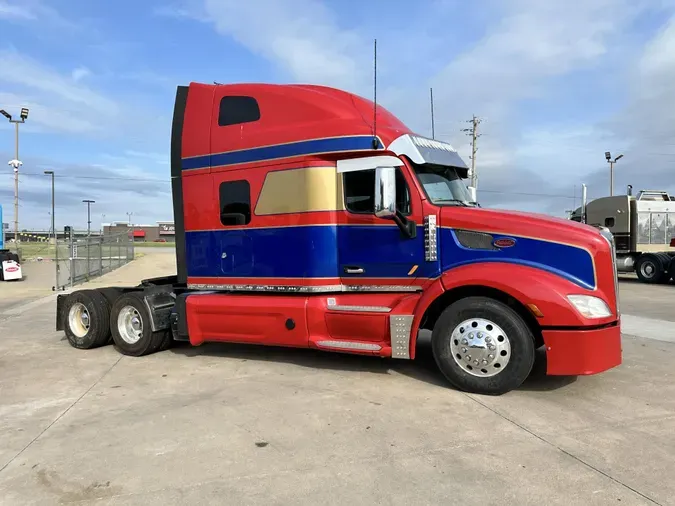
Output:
[[56, 82, 622, 395]]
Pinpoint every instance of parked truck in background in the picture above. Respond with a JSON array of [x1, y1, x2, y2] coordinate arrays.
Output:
[[573, 188, 675, 283], [55, 82, 622, 395]]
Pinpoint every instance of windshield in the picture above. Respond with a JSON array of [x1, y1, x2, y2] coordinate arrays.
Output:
[[410, 162, 475, 206]]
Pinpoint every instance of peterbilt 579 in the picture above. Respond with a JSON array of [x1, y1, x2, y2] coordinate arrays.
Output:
[[56, 82, 622, 395]]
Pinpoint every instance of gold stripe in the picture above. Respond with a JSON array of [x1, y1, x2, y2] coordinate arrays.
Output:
[[407, 265, 418, 276], [255, 166, 339, 215]]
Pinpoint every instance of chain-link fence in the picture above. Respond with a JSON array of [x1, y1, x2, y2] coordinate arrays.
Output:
[[55, 231, 135, 290]]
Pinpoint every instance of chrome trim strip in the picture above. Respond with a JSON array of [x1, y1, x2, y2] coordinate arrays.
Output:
[[316, 340, 382, 351], [187, 283, 422, 293], [326, 301, 391, 313], [390, 315, 414, 359], [424, 215, 438, 261]]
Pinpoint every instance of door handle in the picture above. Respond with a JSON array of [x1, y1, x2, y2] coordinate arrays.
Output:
[[344, 266, 364, 274]]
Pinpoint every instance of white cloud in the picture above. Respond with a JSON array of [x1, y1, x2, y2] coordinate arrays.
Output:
[[0, 51, 168, 141], [0, 1, 35, 20], [0, 51, 117, 116], [71, 66, 91, 82], [160, 0, 370, 92]]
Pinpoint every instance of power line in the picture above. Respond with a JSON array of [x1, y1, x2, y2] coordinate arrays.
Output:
[[479, 189, 580, 199], [0, 170, 170, 183]]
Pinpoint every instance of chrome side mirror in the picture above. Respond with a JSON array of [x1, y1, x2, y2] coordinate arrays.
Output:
[[374, 167, 396, 219], [467, 186, 477, 203]]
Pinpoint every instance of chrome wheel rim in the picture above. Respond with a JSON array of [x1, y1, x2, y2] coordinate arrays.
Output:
[[450, 318, 511, 377], [68, 302, 90, 338], [640, 261, 655, 278], [118, 306, 143, 344]]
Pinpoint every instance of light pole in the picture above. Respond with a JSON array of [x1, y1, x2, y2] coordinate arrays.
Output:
[[605, 151, 624, 197], [45, 170, 57, 277], [126, 212, 133, 225], [83, 199, 95, 236], [1, 107, 29, 241]]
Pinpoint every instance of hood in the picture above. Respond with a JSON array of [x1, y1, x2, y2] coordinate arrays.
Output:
[[440, 207, 605, 250], [438, 206, 613, 292]]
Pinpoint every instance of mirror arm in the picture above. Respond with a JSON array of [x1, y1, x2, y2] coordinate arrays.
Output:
[[393, 211, 416, 239]]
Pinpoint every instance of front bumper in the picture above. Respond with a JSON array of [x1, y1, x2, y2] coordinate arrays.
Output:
[[543, 322, 622, 375]]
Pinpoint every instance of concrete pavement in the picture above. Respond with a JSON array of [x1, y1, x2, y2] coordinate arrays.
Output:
[[1, 252, 674, 505]]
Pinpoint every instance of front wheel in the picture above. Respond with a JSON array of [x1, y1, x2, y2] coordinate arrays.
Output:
[[431, 297, 536, 395]]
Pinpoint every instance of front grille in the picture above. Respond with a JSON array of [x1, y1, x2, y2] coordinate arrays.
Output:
[[598, 228, 620, 316]]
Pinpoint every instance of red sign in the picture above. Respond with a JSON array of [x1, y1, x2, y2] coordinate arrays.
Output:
[[6, 266, 18, 272], [493, 238, 516, 248], [159, 223, 175, 235]]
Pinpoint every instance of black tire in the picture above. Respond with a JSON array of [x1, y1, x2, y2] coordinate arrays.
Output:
[[431, 296, 536, 395], [635, 255, 665, 284], [158, 330, 174, 351], [110, 292, 166, 356], [63, 290, 111, 349]]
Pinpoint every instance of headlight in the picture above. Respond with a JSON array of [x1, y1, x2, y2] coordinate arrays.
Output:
[[567, 295, 612, 319]]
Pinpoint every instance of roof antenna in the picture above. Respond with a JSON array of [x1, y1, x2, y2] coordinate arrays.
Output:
[[430, 87, 435, 139], [372, 38, 379, 149]]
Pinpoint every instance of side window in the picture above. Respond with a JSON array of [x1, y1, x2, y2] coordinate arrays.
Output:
[[343, 169, 411, 215], [218, 96, 260, 127], [219, 180, 251, 226]]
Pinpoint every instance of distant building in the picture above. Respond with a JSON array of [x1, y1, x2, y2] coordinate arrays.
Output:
[[103, 221, 175, 243]]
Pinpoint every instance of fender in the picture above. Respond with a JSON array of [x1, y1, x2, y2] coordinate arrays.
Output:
[[408, 262, 616, 358]]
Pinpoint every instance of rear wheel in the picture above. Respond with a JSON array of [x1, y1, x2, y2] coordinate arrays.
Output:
[[431, 296, 535, 395], [63, 290, 111, 349], [636, 255, 665, 284], [110, 292, 166, 356]]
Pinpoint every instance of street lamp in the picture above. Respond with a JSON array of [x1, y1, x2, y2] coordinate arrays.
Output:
[[82, 199, 95, 236], [605, 151, 624, 197], [1, 107, 29, 241], [44, 170, 57, 274]]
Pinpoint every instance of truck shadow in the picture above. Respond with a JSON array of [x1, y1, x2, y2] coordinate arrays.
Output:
[[169, 332, 576, 393], [618, 276, 673, 285]]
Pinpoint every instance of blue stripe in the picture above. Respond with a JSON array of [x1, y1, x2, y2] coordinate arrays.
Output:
[[441, 229, 596, 289], [187, 226, 339, 278], [182, 136, 383, 171], [185, 225, 595, 290]]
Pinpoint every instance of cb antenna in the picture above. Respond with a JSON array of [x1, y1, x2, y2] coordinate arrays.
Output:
[[372, 38, 379, 149], [430, 87, 435, 139]]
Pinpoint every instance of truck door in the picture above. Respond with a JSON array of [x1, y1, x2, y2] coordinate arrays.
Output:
[[338, 162, 425, 289]]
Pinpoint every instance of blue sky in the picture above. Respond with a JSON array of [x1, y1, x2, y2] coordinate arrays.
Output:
[[0, 0, 674, 230]]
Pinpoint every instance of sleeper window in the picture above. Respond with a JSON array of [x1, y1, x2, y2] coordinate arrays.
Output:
[[218, 96, 261, 127], [219, 180, 251, 226]]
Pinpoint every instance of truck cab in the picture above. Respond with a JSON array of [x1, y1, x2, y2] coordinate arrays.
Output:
[[56, 82, 622, 395]]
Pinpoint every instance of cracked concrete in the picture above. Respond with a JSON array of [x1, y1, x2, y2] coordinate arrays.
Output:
[[0, 251, 673, 505]]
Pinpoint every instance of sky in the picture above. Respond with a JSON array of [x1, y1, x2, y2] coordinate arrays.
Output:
[[0, 0, 674, 231]]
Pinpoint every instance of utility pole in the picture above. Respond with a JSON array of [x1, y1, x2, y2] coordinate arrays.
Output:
[[126, 212, 133, 225], [83, 200, 95, 236], [1, 108, 29, 241], [430, 88, 435, 140], [462, 115, 482, 189], [45, 171, 57, 274], [605, 151, 624, 196]]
